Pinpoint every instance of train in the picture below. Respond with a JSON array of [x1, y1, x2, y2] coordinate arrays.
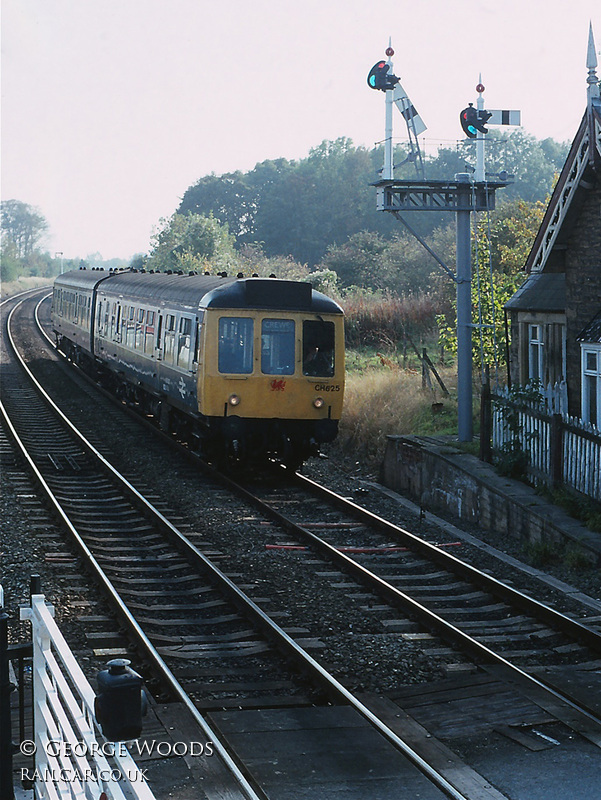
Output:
[[51, 268, 345, 468]]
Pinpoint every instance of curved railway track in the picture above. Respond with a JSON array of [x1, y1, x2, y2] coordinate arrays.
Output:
[[4, 288, 601, 798]]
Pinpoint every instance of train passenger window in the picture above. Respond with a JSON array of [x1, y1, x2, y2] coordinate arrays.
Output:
[[164, 314, 176, 362], [135, 308, 144, 349], [261, 319, 295, 375], [193, 317, 202, 364], [144, 311, 155, 355], [218, 317, 253, 374], [177, 317, 192, 369], [114, 304, 122, 342], [109, 303, 116, 340], [303, 320, 335, 377], [126, 306, 136, 348], [102, 302, 110, 337]]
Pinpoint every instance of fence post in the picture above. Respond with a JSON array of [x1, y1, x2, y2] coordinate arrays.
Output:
[[421, 348, 432, 390], [550, 413, 563, 489], [479, 367, 492, 463]]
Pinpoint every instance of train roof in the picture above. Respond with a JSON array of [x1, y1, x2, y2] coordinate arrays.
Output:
[[54, 269, 343, 314], [53, 269, 113, 292]]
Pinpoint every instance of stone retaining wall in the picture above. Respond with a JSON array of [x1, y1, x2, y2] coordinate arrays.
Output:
[[381, 434, 601, 565]]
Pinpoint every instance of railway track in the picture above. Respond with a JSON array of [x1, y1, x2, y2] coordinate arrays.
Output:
[[242, 470, 601, 664], [4, 288, 601, 798], [3, 291, 482, 799]]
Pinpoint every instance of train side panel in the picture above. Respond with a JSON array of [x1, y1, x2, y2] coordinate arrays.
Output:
[[94, 289, 201, 414], [51, 270, 108, 357]]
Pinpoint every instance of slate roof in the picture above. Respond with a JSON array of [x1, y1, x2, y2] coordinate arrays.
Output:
[[577, 311, 601, 343], [504, 272, 566, 312]]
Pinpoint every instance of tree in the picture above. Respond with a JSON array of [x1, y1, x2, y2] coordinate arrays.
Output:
[[437, 198, 546, 376], [178, 171, 258, 242], [174, 132, 566, 271], [319, 231, 394, 292], [318, 225, 456, 297], [146, 212, 237, 273], [1, 199, 48, 259]]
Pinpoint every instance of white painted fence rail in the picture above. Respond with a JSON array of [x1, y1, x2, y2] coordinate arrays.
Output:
[[492, 389, 601, 502], [19, 593, 156, 800]]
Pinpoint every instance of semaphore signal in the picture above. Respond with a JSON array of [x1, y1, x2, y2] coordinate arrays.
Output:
[[367, 41, 427, 179]]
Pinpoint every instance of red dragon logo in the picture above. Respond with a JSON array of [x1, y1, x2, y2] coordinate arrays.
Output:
[[270, 379, 286, 392]]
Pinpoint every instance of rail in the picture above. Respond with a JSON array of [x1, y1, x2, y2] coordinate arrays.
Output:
[[18, 588, 156, 800]]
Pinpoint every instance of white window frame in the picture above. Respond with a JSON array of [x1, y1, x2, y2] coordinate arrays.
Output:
[[528, 324, 544, 383], [581, 344, 601, 427]]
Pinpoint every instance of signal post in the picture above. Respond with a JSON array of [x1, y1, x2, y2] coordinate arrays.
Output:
[[374, 175, 507, 441], [368, 51, 516, 441]]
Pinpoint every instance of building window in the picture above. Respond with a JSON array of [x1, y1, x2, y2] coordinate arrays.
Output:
[[528, 324, 544, 383], [581, 346, 601, 427]]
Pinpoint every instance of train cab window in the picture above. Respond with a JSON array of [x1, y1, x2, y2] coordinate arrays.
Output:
[[177, 317, 192, 369], [261, 319, 295, 375], [303, 320, 335, 377], [218, 317, 253, 374]]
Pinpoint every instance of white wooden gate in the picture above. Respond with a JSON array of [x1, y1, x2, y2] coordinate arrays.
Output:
[[20, 593, 156, 800]]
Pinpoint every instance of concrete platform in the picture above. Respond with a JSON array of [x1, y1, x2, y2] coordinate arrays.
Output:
[[381, 434, 601, 565]]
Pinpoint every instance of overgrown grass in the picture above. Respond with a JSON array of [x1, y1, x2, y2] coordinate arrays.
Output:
[[342, 291, 445, 350], [336, 355, 467, 465]]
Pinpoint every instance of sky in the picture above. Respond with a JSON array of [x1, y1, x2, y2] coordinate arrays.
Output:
[[1, 0, 600, 261]]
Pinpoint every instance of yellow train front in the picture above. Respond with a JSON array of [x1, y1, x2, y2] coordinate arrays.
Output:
[[199, 278, 345, 467]]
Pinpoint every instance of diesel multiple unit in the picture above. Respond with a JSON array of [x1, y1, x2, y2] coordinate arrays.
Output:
[[51, 269, 345, 467]]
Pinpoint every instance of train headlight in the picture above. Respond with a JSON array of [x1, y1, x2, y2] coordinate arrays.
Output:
[[313, 397, 324, 409], [228, 394, 241, 406]]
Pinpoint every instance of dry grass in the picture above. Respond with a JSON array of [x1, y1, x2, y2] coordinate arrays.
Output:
[[336, 365, 460, 465], [1, 276, 54, 299]]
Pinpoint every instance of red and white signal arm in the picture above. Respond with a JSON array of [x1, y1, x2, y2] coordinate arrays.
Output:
[[486, 109, 521, 126]]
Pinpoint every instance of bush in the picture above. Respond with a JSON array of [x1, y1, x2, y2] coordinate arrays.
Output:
[[342, 291, 442, 349]]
